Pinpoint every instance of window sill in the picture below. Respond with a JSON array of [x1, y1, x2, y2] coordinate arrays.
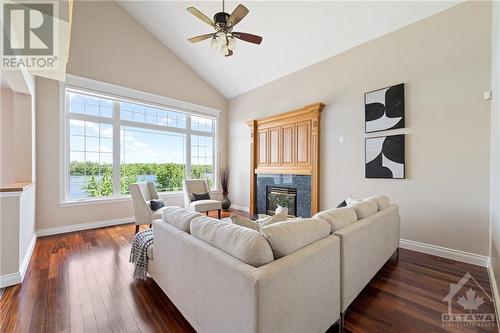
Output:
[[58, 190, 220, 208]]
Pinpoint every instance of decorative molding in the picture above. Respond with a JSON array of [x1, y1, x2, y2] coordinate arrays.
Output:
[[400, 238, 489, 267], [36, 216, 134, 237], [487, 259, 500, 323], [247, 103, 324, 216], [230, 204, 250, 212], [0, 272, 21, 289]]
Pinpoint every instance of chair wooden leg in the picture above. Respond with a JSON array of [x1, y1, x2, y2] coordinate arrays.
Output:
[[135, 225, 139, 234], [218, 209, 221, 219]]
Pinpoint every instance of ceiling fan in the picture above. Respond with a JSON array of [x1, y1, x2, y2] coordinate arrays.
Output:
[[187, 1, 262, 57]]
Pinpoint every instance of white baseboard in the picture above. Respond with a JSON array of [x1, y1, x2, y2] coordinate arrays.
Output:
[[20, 234, 37, 280], [0, 272, 21, 288], [0, 234, 37, 288], [487, 259, 500, 323], [36, 216, 134, 237], [231, 204, 249, 212], [400, 238, 489, 267]]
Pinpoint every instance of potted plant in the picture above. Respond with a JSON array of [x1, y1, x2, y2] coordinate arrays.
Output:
[[219, 167, 231, 211]]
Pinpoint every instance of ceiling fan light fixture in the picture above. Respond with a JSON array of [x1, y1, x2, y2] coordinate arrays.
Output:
[[220, 43, 229, 56], [228, 37, 236, 51], [210, 37, 218, 49], [187, 2, 261, 57]]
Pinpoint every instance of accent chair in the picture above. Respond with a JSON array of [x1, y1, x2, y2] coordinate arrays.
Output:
[[129, 182, 167, 233], [183, 179, 222, 218]]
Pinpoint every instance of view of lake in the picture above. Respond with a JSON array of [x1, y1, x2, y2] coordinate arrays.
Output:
[[69, 174, 157, 199]]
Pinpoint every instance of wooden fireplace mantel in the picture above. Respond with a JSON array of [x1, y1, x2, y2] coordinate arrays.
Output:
[[247, 102, 324, 216]]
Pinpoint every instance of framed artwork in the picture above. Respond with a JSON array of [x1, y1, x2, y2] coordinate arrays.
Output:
[[365, 134, 405, 179], [365, 83, 405, 133]]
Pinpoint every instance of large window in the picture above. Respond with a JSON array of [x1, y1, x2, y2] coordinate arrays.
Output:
[[65, 88, 217, 202]]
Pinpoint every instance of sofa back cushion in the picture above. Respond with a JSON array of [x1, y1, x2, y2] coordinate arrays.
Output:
[[163, 206, 203, 233], [260, 218, 331, 259], [367, 195, 390, 211], [190, 216, 274, 267], [313, 207, 357, 232], [350, 199, 378, 220]]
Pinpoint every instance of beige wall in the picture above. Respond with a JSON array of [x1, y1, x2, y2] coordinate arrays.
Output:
[[36, 1, 227, 230], [228, 2, 491, 256], [1, 88, 14, 186], [490, 0, 500, 297], [0, 88, 33, 186]]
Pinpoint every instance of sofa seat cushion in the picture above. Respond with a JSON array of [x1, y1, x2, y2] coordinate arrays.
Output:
[[260, 218, 331, 258], [367, 195, 390, 211], [163, 206, 203, 233], [190, 216, 274, 267], [350, 199, 378, 220], [188, 199, 222, 212], [313, 207, 357, 232], [151, 206, 168, 221]]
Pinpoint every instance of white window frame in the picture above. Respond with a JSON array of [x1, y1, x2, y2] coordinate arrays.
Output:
[[59, 74, 220, 206]]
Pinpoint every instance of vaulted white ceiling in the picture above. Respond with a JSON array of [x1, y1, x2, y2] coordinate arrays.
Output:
[[119, 1, 459, 99]]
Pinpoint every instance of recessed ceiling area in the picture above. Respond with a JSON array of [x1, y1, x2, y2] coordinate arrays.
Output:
[[118, 1, 459, 99]]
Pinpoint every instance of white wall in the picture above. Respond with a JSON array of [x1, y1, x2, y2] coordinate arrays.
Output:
[[35, 1, 227, 230], [489, 0, 500, 295], [228, 1, 491, 256]]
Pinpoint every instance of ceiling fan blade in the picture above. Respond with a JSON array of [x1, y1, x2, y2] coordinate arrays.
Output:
[[232, 32, 262, 45], [227, 4, 249, 27], [188, 33, 215, 43], [187, 7, 216, 28], [225, 50, 233, 57]]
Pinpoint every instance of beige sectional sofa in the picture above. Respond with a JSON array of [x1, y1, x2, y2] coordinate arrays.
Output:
[[314, 196, 401, 319], [147, 196, 399, 333], [148, 207, 341, 333]]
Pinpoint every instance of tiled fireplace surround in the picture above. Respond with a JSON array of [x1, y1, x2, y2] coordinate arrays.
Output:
[[256, 174, 312, 218]]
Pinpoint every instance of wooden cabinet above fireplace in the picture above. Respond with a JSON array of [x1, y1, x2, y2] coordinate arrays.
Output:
[[247, 103, 324, 215]]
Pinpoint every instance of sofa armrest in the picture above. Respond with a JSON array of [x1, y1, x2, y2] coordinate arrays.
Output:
[[333, 204, 400, 312], [252, 236, 340, 333]]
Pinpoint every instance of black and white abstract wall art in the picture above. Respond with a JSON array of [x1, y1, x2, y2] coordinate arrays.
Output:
[[365, 83, 405, 133], [365, 134, 405, 179]]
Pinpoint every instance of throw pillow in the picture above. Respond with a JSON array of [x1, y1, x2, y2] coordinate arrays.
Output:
[[231, 215, 260, 231], [150, 199, 165, 211], [258, 212, 288, 228], [346, 195, 361, 206], [336, 200, 347, 208], [190, 192, 210, 202], [275, 205, 288, 216]]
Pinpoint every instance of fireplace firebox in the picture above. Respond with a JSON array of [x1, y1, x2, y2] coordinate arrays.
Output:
[[266, 186, 297, 217]]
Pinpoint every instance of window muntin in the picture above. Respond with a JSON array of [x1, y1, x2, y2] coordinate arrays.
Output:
[[120, 101, 187, 129], [68, 92, 113, 118], [191, 115, 214, 133], [191, 135, 214, 187], [68, 119, 114, 200], [65, 88, 217, 202]]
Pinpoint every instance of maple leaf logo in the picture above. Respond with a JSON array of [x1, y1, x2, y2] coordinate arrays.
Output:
[[457, 288, 484, 312]]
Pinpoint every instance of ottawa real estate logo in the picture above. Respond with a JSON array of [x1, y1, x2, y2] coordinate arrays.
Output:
[[442, 272, 496, 328]]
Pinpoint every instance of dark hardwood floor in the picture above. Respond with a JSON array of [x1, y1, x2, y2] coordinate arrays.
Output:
[[0, 210, 497, 332]]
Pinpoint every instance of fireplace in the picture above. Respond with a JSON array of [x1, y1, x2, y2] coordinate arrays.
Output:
[[266, 186, 297, 217]]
